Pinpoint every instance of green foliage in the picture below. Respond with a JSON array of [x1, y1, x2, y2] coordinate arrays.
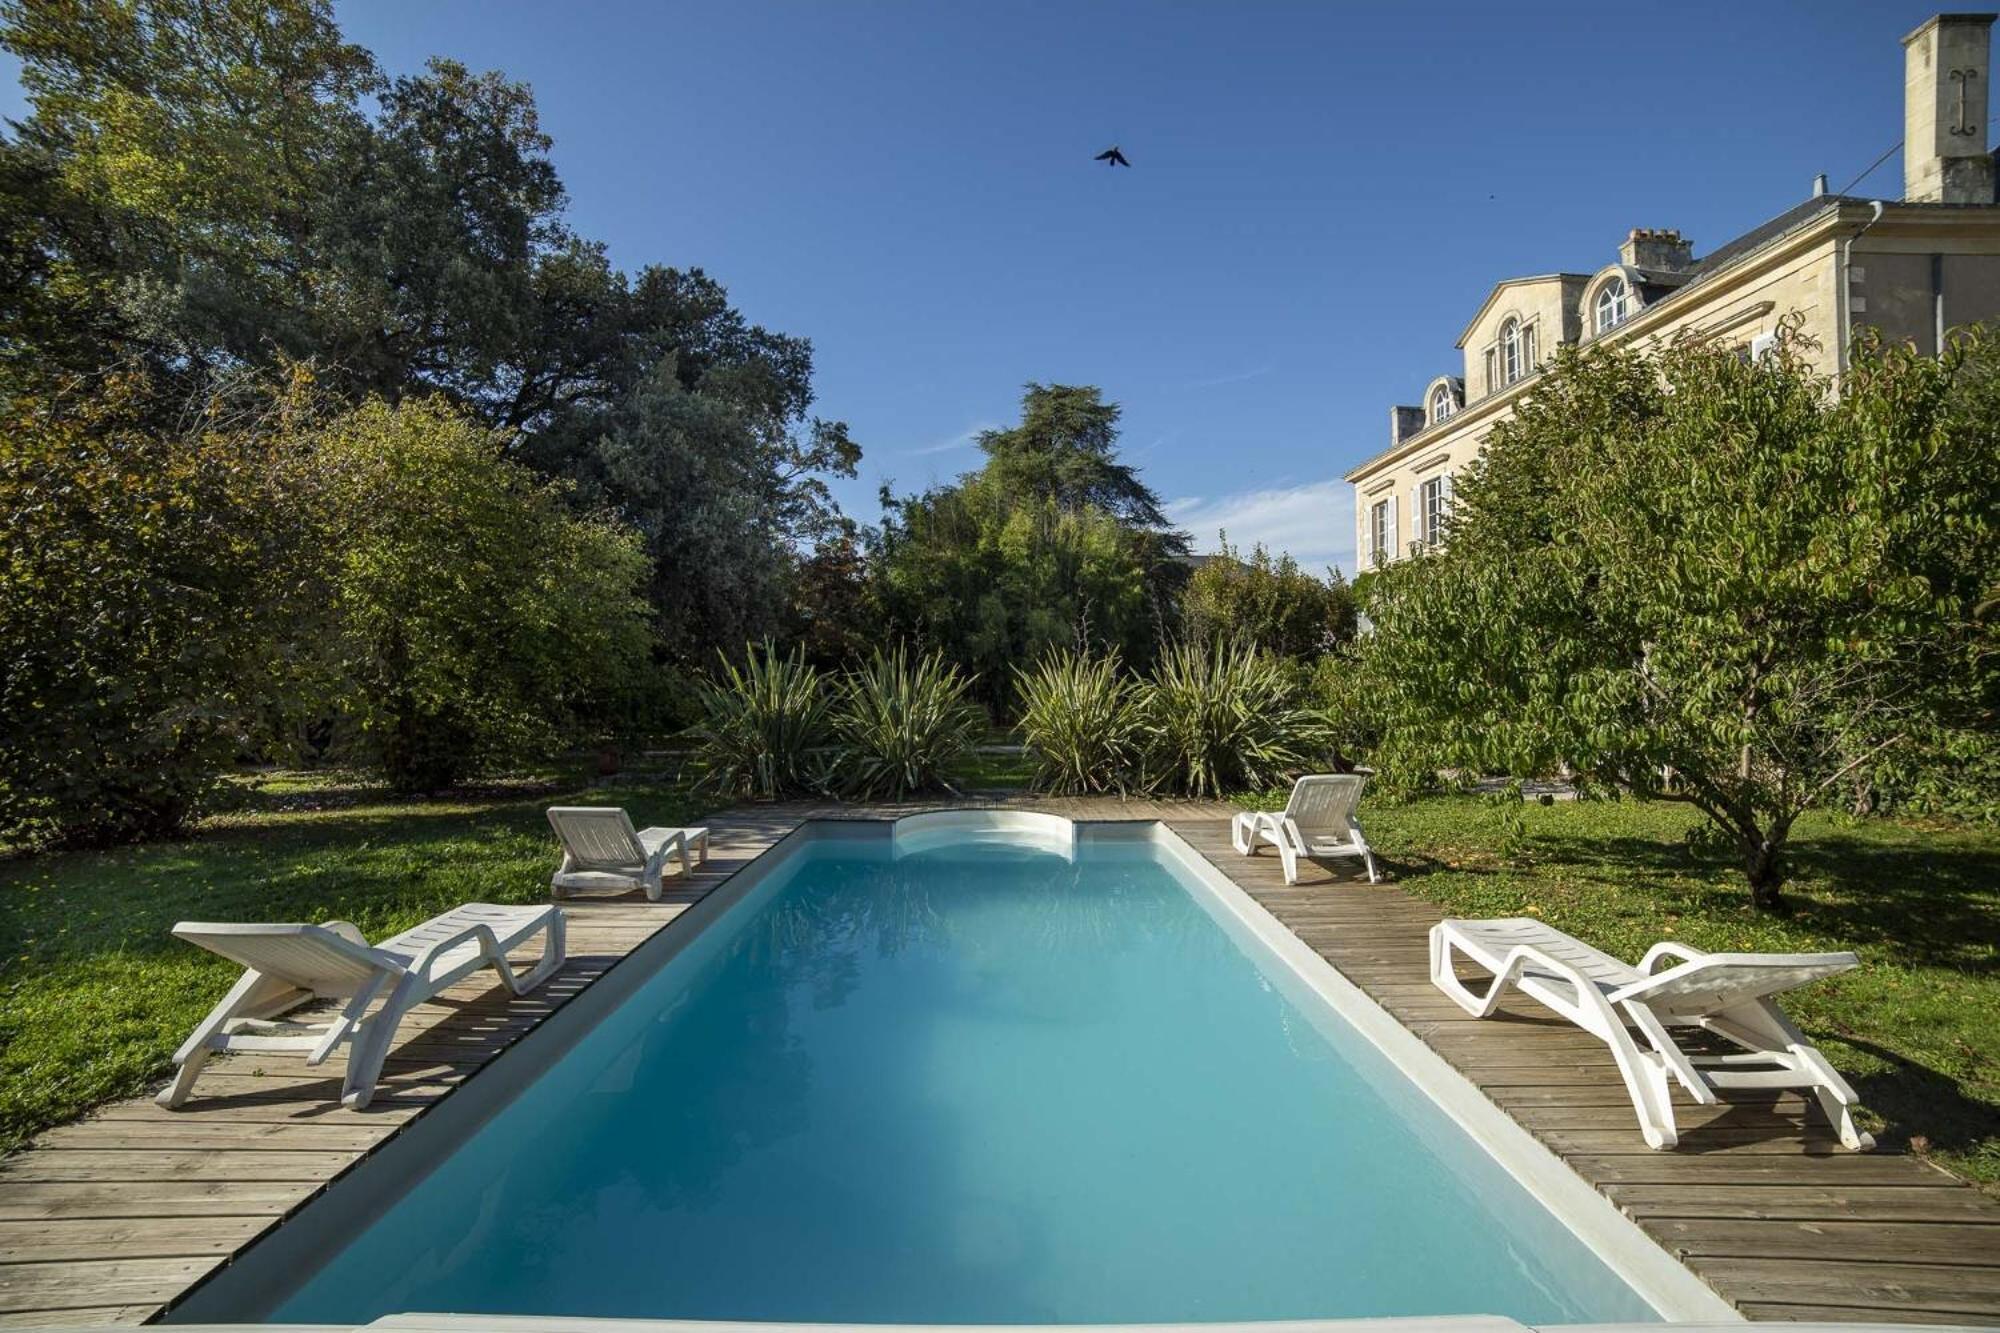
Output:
[[872, 385, 1186, 702], [3, 0, 859, 666], [1355, 329, 2000, 907], [1180, 535, 1358, 658], [831, 645, 985, 799], [312, 397, 653, 793], [1309, 650, 1392, 778], [0, 366, 318, 845], [1013, 649, 1146, 794], [1138, 641, 1323, 798], [685, 643, 832, 800]]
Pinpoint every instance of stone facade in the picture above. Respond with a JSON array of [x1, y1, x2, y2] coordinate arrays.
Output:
[[1348, 12, 2000, 572]]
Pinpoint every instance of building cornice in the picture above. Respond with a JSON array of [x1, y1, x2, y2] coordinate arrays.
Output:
[[1345, 200, 1888, 484]]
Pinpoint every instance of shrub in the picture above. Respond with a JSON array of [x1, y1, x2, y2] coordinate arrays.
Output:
[[832, 646, 984, 799], [1138, 640, 1323, 797], [0, 367, 318, 846], [1180, 534, 1357, 658], [685, 643, 832, 799], [1014, 649, 1144, 794], [313, 397, 653, 794]]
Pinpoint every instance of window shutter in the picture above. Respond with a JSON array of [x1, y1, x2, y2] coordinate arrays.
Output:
[[1388, 494, 1399, 559]]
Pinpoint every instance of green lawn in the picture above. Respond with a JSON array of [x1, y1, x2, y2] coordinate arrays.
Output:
[[4, 774, 1996, 1197], [1328, 794, 2000, 1189], [0, 767, 704, 1155]]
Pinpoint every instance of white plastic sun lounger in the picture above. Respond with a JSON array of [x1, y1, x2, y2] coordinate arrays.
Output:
[[1231, 773, 1379, 883], [159, 903, 565, 1111], [1430, 916, 1871, 1151], [546, 806, 709, 901]]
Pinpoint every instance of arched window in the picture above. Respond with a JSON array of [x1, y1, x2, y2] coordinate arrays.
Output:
[[1595, 277, 1629, 334], [1500, 318, 1524, 385], [1429, 384, 1454, 424]]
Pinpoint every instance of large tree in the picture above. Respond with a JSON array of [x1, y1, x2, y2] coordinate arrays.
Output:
[[872, 384, 1187, 699], [1357, 329, 1999, 909], [3, 0, 859, 660]]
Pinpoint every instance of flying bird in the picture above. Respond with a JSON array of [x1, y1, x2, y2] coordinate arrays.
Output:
[[1094, 146, 1131, 168]]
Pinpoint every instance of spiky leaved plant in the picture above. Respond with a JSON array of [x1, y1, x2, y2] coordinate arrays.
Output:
[[1013, 649, 1145, 794], [832, 645, 985, 800], [686, 642, 832, 799], [1138, 640, 1324, 798]]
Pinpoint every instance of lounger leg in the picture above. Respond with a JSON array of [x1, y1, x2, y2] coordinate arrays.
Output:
[[1350, 822, 1380, 883], [341, 974, 425, 1110], [157, 969, 304, 1110], [1429, 927, 1506, 1016], [1275, 836, 1299, 884], [1230, 813, 1255, 856], [1712, 1003, 1876, 1151], [1605, 1037, 1680, 1151], [501, 912, 567, 995]]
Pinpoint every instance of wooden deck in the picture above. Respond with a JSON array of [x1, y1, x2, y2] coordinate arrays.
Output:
[[1, 796, 1995, 1325], [1162, 820, 2000, 1326]]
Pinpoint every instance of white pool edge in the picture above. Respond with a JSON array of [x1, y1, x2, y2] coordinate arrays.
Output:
[[173, 812, 1740, 1326], [1140, 824, 1740, 1324]]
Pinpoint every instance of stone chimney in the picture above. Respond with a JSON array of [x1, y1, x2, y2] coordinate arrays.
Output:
[[1903, 13, 1997, 204], [1390, 405, 1426, 445], [1619, 228, 1694, 272]]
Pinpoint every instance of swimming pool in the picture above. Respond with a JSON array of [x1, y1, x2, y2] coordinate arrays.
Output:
[[202, 818, 1700, 1326]]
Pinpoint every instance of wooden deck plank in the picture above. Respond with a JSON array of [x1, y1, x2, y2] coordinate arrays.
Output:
[[0, 1217, 273, 1263]]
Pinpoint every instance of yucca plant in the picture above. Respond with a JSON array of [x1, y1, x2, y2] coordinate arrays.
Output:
[[1014, 649, 1145, 794], [685, 642, 832, 798], [1138, 639, 1324, 798], [832, 645, 985, 799]]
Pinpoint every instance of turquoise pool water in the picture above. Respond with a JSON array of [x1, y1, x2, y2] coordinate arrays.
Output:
[[259, 826, 1656, 1325]]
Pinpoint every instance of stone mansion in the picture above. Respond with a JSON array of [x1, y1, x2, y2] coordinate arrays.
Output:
[[1347, 12, 2000, 569]]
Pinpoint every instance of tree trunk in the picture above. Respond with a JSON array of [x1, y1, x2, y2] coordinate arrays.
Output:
[[1742, 835, 1788, 912]]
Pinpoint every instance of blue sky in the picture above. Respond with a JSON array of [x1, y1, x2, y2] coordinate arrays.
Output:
[[0, 1, 1954, 573]]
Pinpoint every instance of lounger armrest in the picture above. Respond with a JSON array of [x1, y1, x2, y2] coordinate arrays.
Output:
[[1638, 940, 1710, 974], [1437, 925, 1627, 1027], [406, 922, 503, 982]]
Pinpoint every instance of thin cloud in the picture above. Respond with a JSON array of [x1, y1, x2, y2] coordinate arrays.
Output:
[[903, 422, 995, 457], [1167, 479, 1356, 578]]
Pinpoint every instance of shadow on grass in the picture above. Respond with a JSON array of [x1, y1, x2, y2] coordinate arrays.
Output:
[[1840, 1033, 2000, 1165], [1514, 824, 2000, 974]]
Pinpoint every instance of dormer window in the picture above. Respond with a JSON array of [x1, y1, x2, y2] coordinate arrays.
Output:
[[1429, 384, 1455, 424], [1500, 318, 1526, 385], [1595, 277, 1629, 334]]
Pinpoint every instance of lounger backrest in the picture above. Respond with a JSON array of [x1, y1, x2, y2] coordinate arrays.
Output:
[[547, 806, 645, 870], [1614, 951, 1859, 1016], [1285, 774, 1366, 830], [171, 922, 394, 995]]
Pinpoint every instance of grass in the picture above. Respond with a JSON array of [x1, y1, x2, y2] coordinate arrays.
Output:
[[0, 766, 704, 1155], [1281, 792, 2000, 1189]]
